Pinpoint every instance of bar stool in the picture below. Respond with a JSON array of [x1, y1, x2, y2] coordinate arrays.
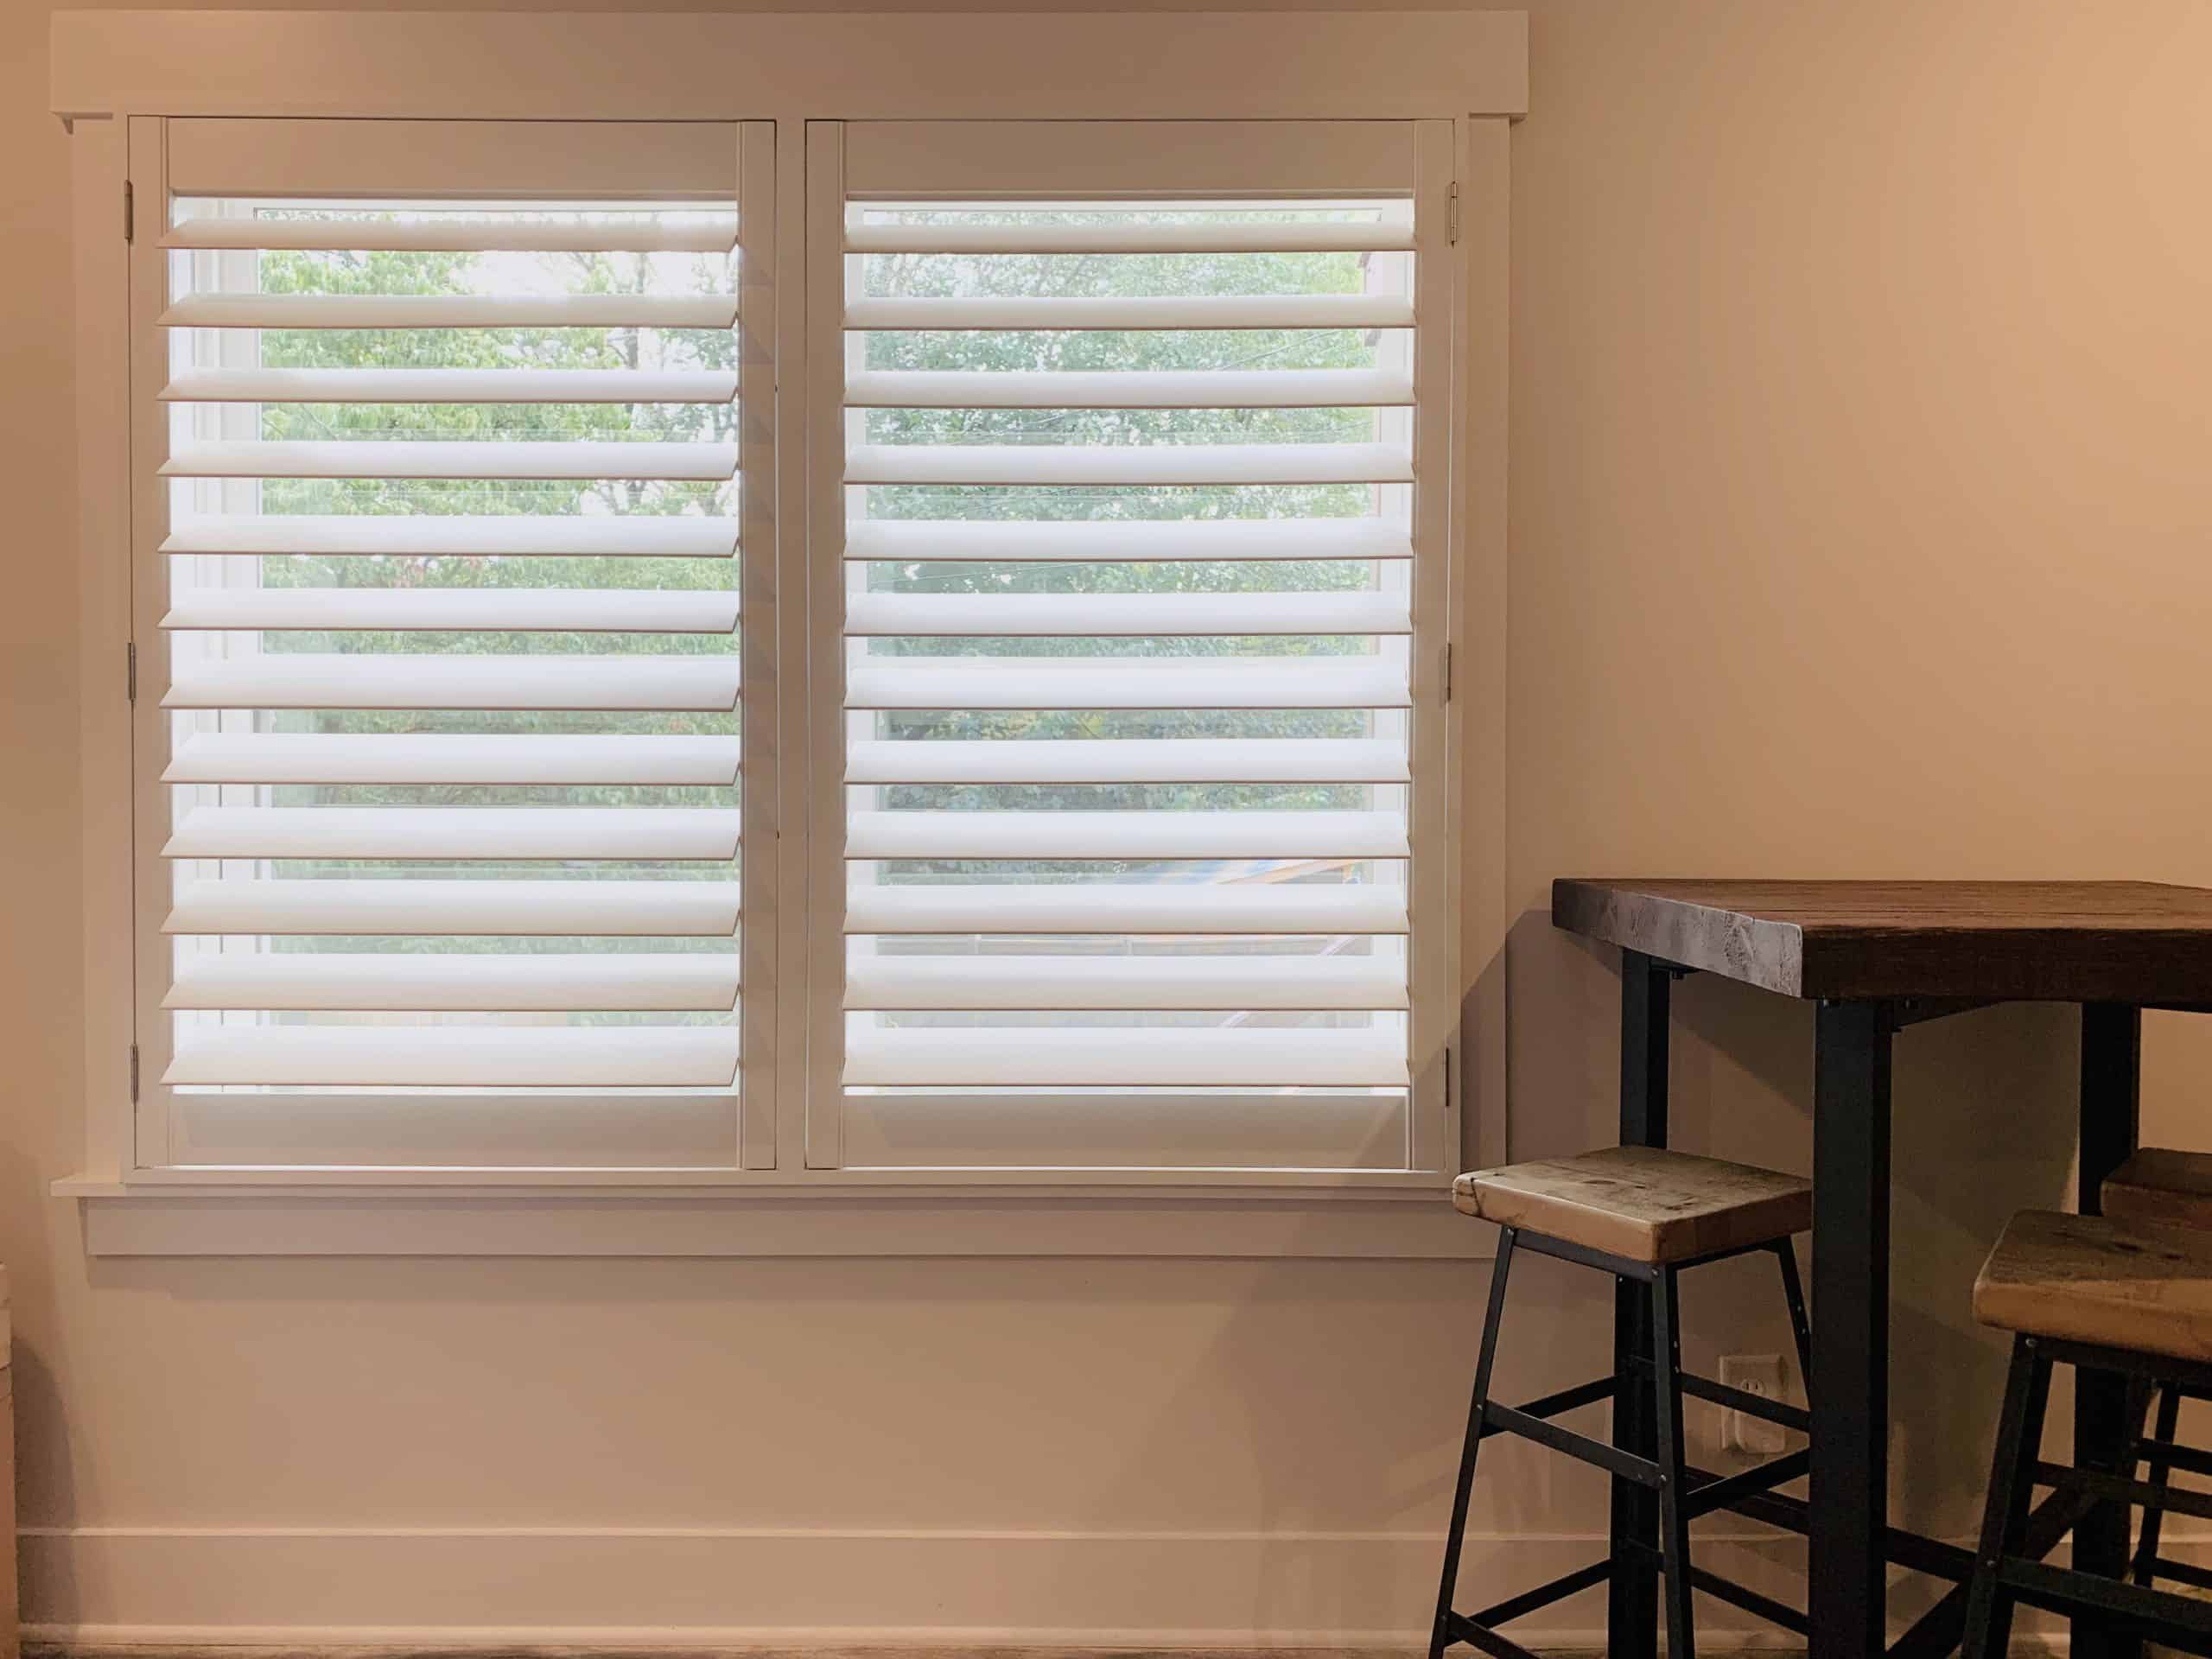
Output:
[[1432, 1147, 1816, 1659], [2101, 1147, 2212, 1590], [1962, 1209, 2212, 1657]]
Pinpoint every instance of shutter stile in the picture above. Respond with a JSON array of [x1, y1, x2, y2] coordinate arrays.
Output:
[[153, 168, 747, 1121], [835, 186, 1423, 1136]]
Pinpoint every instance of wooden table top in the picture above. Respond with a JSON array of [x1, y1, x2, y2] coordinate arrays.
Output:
[[1551, 879, 2212, 1002]]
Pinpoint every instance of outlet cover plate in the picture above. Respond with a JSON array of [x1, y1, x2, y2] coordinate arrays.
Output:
[[1719, 1353, 1787, 1456]]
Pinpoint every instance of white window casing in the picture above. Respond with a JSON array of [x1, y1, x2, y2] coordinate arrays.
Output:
[[54, 10, 1519, 1253]]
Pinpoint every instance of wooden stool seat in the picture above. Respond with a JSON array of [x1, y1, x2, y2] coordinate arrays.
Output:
[[1452, 1146, 1812, 1264], [1974, 1209, 2212, 1365], [2092, 1149, 2212, 1591], [1962, 1209, 2212, 1657], [2102, 1147, 2212, 1230], [1433, 1150, 1814, 1658]]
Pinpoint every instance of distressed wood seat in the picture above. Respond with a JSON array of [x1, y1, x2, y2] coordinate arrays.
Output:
[[1433, 1147, 1815, 1659], [1451, 1146, 1813, 1265], [2102, 1147, 2212, 1230], [2094, 1150, 2212, 1591], [1974, 1209, 2212, 1365], [1962, 1209, 2212, 1657]]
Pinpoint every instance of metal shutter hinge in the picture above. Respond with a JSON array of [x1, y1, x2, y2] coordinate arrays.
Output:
[[126, 640, 137, 702], [1443, 1045, 1454, 1115], [1440, 641, 1453, 702], [1446, 182, 1460, 246], [123, 180, 134, 244], [129, 1043, 140, 1102]]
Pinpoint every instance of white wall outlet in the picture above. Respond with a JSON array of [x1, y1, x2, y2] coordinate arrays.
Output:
[[1719, 1354, 1788, 1456]]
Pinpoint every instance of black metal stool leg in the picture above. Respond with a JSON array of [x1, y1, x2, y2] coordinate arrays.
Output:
[[1430, 1228, 1518, 1659], [2134, 1382, 2182, 1586], [1771, 1239, 1814, 1403], [1650, 1266, 1697, 1659], [1963, 1335, 2055, 1659], [1611, 1273, 1658, 1649]]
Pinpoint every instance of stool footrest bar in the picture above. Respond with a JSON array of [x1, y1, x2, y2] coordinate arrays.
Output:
[[1622, 1539, 1808, 1637], [1998, 1555, 2212, 1642], [2033, 1459, 2212, 1524], [2135, 1436, 2212, 1480], [1462, 1558, 1616, 1630], [2149, 1556, 2212, 1594], [1684, 1565, 1809, 1639], [1482, 1401, 1662, 1486], [1887, 1486, 2095, 1659], [1679, 1464, 1974, 1582], [1684, 1447, 1809, 1519], [1631, 1357, 1811, 1433], [1477, 1376, 1613, 1441]]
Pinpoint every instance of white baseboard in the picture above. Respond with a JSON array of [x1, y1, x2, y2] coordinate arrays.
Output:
[[16, 1526, 1793, 1649], [16, 1522, 2152, 1651]]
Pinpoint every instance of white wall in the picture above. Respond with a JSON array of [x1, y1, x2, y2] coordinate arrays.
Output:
[[5, 0, 2212, 1643]]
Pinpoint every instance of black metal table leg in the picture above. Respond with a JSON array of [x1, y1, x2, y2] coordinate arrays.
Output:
[[2074, 1003, 2144, 1659], [1610, 950, 1669, 1659], [1811, 999, 1893, 1659]]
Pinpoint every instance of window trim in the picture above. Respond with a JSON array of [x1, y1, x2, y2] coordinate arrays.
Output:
[[54, 9, 1522, 1254]]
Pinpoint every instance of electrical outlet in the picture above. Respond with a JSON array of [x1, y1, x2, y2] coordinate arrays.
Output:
[[1719, 1354, 1788, 1456]]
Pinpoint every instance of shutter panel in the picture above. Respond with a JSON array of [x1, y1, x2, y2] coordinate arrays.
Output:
[[142, 119, 760, 1169], [819, 120, 1449, 1172]]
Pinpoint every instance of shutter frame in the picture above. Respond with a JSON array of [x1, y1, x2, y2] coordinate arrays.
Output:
[[816, 118, 1444, 1173], [133, 115, 765, 1169]]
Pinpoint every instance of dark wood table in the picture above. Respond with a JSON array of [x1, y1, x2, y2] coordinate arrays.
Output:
[[1551, 879, 2212, 1659]]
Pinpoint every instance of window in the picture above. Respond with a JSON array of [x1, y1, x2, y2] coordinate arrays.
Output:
[[130, 119, 777, 1171], [806, 123, 1459, 1174], [61, 10, 1522, 1224]]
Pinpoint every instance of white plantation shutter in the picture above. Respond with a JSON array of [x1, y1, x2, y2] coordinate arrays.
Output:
[[809, 121, 1457, 1173], [129, 118, 773, 1170]]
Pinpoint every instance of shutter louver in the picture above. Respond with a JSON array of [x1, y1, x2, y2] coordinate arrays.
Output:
[[829, 158, 1436, 1165], [149, 137, 753, 1156]]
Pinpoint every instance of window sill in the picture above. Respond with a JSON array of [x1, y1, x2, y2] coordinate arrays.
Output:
[[54, 1174, 1491, 1259]]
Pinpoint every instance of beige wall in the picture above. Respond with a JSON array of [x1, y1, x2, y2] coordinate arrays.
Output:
[[5, 0, 2212, 1641]]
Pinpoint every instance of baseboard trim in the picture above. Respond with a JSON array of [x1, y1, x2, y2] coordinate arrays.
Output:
[[15, 1523, 2153, 1651], [14, 1525, 1783, 1647]]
